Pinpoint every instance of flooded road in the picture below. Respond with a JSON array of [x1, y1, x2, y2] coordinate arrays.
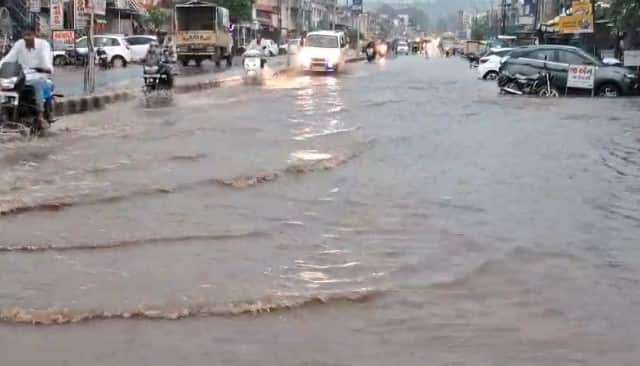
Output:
[[1, 56, 640, 365]]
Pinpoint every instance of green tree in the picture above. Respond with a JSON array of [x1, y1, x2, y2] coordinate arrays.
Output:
[[608, 0, 640, 30], [470, 17, 490, 40], [144, 7, 170, 32], [217, 0, 252, 21]]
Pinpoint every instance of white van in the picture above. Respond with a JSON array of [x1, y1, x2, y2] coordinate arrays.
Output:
[[298, 31, 349, 72]]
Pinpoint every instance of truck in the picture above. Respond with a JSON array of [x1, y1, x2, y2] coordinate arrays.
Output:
[[174, 0, 233, 67]]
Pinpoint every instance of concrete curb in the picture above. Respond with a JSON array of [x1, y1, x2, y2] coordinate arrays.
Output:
[[53, 91, 133, 117], [53, 56, 364, 117]]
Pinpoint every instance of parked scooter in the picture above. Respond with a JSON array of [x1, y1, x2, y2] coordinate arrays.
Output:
[[243, 48, 266, 84], [499, 70, 559, 97], [0, 62, 61, 136]]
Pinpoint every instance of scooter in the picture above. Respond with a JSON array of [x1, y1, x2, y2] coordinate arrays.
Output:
[[243, 49, 265, 84], [96, 47, 110, 69], [0, 62, 61, 136]]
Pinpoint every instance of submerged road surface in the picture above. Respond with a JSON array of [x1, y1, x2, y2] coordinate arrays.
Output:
[[1, 56, 640, 365]]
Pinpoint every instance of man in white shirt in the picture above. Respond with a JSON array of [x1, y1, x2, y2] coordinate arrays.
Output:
[[0, 25, 53, 127]]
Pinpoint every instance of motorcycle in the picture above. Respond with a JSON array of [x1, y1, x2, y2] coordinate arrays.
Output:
[[0, 62, 61, 136], [499, 70, 559, 97], [243, 49, 265, 84], [96, 47, 110, 69], [142, 49, 176, 105], [65, 48, 88, 67]]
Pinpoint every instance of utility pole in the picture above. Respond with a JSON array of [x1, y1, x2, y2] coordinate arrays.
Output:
[[500, 0, 506, 35], [83, 0, 95, 94], [332, 0, 336, 30], [278, 0, 282, 44]]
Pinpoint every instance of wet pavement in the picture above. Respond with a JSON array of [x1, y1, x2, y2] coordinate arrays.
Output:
[[2, 56, 640, 365]]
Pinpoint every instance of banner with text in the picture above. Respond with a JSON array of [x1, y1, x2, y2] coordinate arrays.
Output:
[[567, 64, 595, 89], [50, 0, 64, 30], [30, 0, 41, 12], [559, 1, 593, 34], [74, 0, 87, 29], [624, 50, 640, 67], [352, 0, 363, 14], [52, 30, 76, 50]]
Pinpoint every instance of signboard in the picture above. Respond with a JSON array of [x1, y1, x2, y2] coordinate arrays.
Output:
[[92, 0, 106, 16], [50, 0, 64, 30], [52, 30, 75, 50], [114, 0, 127, 8], [559, 1, 593, 34], [74, 0, 87, 30], [30, 0, 41, 12], [352, 0, 363, 14], [567, 64, 595, 89], [624, 50, 640, 67]]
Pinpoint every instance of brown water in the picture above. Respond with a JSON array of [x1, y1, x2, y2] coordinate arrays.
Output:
[[1, 57, 639, 365]]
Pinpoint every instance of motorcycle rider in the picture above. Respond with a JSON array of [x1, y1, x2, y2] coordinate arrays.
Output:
[[145, 41, 174, 89], [0, 25, 53, 128], [247, 35, 267, 68]]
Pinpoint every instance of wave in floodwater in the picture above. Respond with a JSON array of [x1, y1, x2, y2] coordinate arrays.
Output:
[[0, 230, 265, 252], [0, 288, 379, 325]]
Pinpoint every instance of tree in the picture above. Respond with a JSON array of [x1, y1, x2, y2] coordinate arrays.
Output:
[[470, 17, 490, 40], [608, 0, 640, 29], [144, 7, 170, 32], [217, 0, 252, 21]]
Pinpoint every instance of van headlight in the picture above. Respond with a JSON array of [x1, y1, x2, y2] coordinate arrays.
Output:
[[624, 73, 637, 80], [0, 77, 17, 90]]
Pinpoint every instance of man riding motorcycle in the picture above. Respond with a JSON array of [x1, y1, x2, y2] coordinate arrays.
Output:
[[0, 25, 53, 129]]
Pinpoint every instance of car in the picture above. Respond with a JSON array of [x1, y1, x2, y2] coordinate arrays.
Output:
[[477, 48, 513, 80], [125, 35, 157, 62], [75, 34, 132, 67], [260, 39, 279, 57], [52, 50, 69, 66], [499, 45, 639, 97], [287, 38, 301, 55], [297, 31, 349, 72], [396, 41, 409, 55]]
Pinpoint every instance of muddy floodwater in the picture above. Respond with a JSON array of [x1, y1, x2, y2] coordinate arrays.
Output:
[[1, 57, 640, 365]]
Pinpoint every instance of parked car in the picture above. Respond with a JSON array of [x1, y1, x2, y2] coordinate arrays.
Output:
[[499, 45, 639, 97], [477, 48, 513, 80], [396, 41, 409, 55], [75, 34, 132, 67], [52, 50, 69, 66], [287, 38, 301, 55], [125, 35, 158, 62], [261, 39, 279, 57]]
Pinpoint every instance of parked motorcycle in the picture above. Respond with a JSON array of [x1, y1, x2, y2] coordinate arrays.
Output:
[[0, 62, 61, 136], [499, 70, 559, 97], [243, 49, 265, 84]]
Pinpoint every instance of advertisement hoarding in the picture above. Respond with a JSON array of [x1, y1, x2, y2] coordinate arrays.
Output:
[[50, 0, 64, 30], [559, 1, 593, 34], [52, 30, 76, 50]]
